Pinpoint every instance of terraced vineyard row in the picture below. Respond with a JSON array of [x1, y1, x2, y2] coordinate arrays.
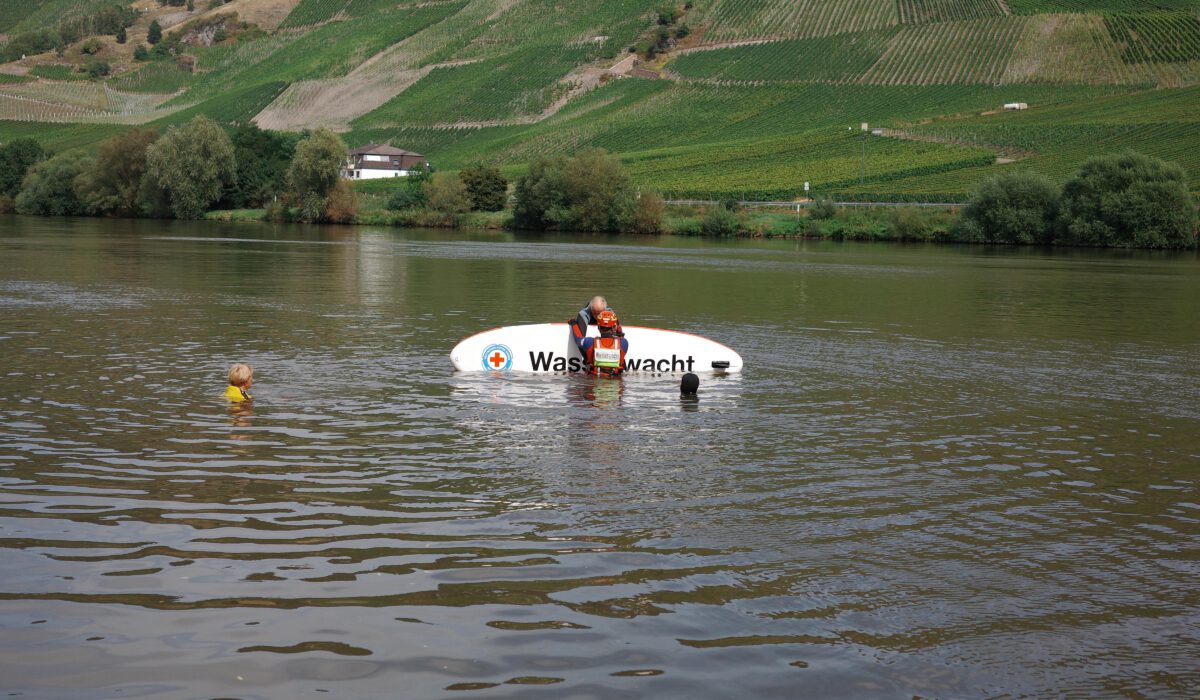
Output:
[[1003, 13, 1126, 83], [870, 84, 1200, 196], [0, 4, 31, 32], [0, 120, 124, 151], [0, 80, 177, 115], [150, 81, 289, 129], [1004, 12, 1200, 85], [672, 15, 1159, 86], [673, 30, 898, 83], [695, 0, 898, 43], [1106, 11, 1200, 63], [896, 0, 1005, 25], [449, 0, 657, 64], [282, 0, 441, 27], [1005, 0, 1199, 15], [279, 0, 352, 28], [679, 4, 1200, 87], [176, 2, 461, 108], [345, 79, 1119, 174], [352, 0, 504, 76], [0, 94, 98, 123], [109, 63, 195, 94], [4, 0, 93, 34], [257, 0, 536, 131], [845, 118, 1200, 199], [622, 131, 995, 200], [862, 16, 1027, 84], [354, 45, 591, 127]]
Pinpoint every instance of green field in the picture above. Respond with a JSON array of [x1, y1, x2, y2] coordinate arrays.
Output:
[[1, 0, 1199, 200]]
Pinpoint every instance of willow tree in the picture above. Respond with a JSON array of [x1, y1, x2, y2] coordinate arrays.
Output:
[[144, 116, 236, 219], [287, 128, 350, 223]]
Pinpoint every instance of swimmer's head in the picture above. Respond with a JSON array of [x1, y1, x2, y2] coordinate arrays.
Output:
[[590, 296, 608, 315], [228, 363, 253, 388]]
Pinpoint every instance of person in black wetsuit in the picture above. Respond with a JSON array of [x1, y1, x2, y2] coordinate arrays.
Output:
[[569, 296, 627, 373]]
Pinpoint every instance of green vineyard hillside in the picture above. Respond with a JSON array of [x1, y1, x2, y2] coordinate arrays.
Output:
[[1, 0, 1199, 201]]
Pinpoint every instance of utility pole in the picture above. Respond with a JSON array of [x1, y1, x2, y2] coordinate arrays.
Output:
[[860, 122, 868, 186]]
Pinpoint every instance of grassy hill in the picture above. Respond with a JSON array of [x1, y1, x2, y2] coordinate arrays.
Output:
[[2, 0, 1199, 201]]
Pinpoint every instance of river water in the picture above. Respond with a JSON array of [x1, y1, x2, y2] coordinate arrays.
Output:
[[1, 216, 1198, 699]]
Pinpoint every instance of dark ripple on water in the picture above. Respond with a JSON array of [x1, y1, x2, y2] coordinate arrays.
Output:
[[1, 233, 1198, 699]]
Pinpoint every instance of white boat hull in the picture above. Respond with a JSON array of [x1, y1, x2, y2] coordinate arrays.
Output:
[[450, 323, 743, 373]]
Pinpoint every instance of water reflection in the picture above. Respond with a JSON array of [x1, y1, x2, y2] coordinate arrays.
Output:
[[0, 218, 1197, 698]]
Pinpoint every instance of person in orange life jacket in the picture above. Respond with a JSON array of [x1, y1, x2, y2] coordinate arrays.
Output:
[[570, 295, 624, 352], [585, 310, 629, 376]]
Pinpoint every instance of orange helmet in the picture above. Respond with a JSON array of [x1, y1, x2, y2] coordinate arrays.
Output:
[[596, 310, 619, 328]]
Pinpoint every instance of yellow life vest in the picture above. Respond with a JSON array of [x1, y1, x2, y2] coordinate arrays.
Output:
[[593, 337, 622, 369], [225, 385, 252, 402]]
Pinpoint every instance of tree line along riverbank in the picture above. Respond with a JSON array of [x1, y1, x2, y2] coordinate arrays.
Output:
[[2, 117, 1196, 249]]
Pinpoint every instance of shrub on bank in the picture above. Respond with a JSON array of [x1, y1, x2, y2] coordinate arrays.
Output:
[[15, 151, 94, 216], [629, 190, 666, 233], [701, 202, 741, 236], [425, 172, 471, 215], [1056, 151, 1196, 249], [459, 163, 508, 212], [385, 163, 431, 211], [955, 171, 1059, 245], [513, 149, 648, 232], [225, 124, 298, 209], [887, 206, 933, 241], [323, 181, 358, 224], [810, 197, 837, 220], [387, 187, 426, 211], [821, 213, 889, 241], [75, 128, 159, 217], [0, 138, 46, 198]]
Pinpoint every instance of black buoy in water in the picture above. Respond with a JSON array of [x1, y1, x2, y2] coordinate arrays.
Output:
[[680, 372, 699, 396]]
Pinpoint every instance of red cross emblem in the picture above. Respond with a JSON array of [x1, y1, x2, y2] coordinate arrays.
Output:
[[481, 344, 512, 371]]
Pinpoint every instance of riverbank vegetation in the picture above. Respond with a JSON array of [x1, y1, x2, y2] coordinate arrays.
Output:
[[955, 154, 1197, 248], [1, 117, 1195, 248]]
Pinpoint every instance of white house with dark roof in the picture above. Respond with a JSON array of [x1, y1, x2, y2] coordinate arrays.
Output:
[[344, 144, 428, 180]]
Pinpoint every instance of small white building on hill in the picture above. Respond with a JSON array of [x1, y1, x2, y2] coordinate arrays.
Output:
[[344, 144, 428, 180]]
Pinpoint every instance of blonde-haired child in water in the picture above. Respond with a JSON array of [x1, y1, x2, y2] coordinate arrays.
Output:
[[225, 363, 253, 402]]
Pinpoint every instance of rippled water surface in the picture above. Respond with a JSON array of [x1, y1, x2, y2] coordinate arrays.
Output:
[[2, 216, 1198, 699]]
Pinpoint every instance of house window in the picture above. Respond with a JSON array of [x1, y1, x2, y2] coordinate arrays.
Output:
[[363, 154, 388, 162]]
